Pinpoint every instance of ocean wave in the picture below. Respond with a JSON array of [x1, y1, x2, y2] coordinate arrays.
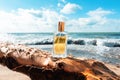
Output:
[[103, 42, 120, 47], [18, 38, 120, 47], [0, 33, 119, 47], [0, 33, 120, 48], [0, 33, 16, 43]]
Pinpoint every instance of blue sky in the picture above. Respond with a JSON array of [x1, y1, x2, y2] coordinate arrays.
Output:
[[0, 0, 120, 32]]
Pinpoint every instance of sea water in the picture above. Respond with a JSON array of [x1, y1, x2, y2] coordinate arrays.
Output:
[[0, 32, 120, 65]]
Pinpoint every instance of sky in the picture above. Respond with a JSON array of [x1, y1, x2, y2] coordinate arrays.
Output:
[[0, 0, 120, 33]]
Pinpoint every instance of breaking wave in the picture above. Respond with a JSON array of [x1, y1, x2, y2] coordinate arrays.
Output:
[[0, 33, 120, 48], [18, 38, 120, 47], [0, 33, 120, 65]]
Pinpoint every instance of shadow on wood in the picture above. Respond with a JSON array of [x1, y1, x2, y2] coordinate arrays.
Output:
[[0, 43, 120, 80], [0, 57, 86, 80]]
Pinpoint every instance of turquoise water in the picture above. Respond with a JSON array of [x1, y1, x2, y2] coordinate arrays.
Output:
[[0, 32, 120, 65], [7, 32, 120, 39], [69, 32, 120, 39]]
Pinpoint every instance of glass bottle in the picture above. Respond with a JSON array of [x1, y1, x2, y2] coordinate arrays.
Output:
[[53, 21, 67, 58]]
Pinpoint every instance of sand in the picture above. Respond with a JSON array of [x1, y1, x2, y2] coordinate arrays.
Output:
[[105, 63, 120, 76], [0, 64, 31, 80]]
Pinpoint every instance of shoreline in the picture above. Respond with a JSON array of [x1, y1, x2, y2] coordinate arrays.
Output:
[[29, 44, 120, 66], [0, 42, 120, 80]]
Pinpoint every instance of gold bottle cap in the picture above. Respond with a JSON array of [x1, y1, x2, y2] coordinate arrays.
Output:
[[58, 21, 65, 32]]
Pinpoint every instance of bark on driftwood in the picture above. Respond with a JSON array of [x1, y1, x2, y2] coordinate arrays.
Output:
[[0, 42, 120, 80]]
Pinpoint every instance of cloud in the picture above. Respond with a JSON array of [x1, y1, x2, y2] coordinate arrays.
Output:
[[0, 8, 67, 33], [60, 3, 82, 14], [66, 8, 120, 32], [87, 7, 113, 17], [66, 8, 110, 28], [61, 0, 66, 3], [57, 0, 66, 8], [0, 7, 119, 33], [57, 3, 61, 7]]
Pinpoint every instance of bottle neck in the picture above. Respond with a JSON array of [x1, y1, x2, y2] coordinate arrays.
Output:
[[58, 22, 64, 32], [58, 30, 64, 32]]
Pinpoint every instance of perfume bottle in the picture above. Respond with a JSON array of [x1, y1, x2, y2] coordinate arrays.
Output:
[[53, 21, 67, 58]]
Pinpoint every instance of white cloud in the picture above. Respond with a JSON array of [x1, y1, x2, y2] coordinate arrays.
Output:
[[88, 8, 112, 16], [66, 8, 120, 32], [0, 8, 67, 33], [57, 3, 61, 7], [61, 0, 66, 3], [66, 8, 110, 27], [60, 3, 82, 14], [0, 7, 119, 33]]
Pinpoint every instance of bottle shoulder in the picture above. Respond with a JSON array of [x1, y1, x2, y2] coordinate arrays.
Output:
[[54, 32, 67, 36]]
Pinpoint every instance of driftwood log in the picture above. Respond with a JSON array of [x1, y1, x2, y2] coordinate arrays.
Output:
[[0, 42, 120, 80]]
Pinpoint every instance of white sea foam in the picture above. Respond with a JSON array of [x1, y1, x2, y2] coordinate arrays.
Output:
[[0, 33, 120, 65], [0, 33, 120, 47], [0, 33, 16, 43]]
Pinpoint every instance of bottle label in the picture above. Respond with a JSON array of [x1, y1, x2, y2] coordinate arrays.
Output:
[[53, 36, 66, 54]]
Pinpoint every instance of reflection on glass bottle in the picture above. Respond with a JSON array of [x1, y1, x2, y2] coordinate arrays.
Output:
[[53, 21, 67, 58]]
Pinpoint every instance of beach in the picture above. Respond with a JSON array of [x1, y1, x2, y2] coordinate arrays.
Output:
[[29, 44, 120, 65], [0, 60, 120, 80], [1, 0, 120, 79], [0, 32, 120, 65], [0, 65, 31, 80], [0, 33, 120, 80]]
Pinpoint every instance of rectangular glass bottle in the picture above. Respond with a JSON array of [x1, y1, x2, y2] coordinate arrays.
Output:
[[53, 21, 67, 58]]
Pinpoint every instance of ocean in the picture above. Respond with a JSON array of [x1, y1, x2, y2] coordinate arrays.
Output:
[[0, 32, 120, 65]]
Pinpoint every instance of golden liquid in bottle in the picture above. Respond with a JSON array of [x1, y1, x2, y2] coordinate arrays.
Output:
[[53, 36, 66, 54]]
